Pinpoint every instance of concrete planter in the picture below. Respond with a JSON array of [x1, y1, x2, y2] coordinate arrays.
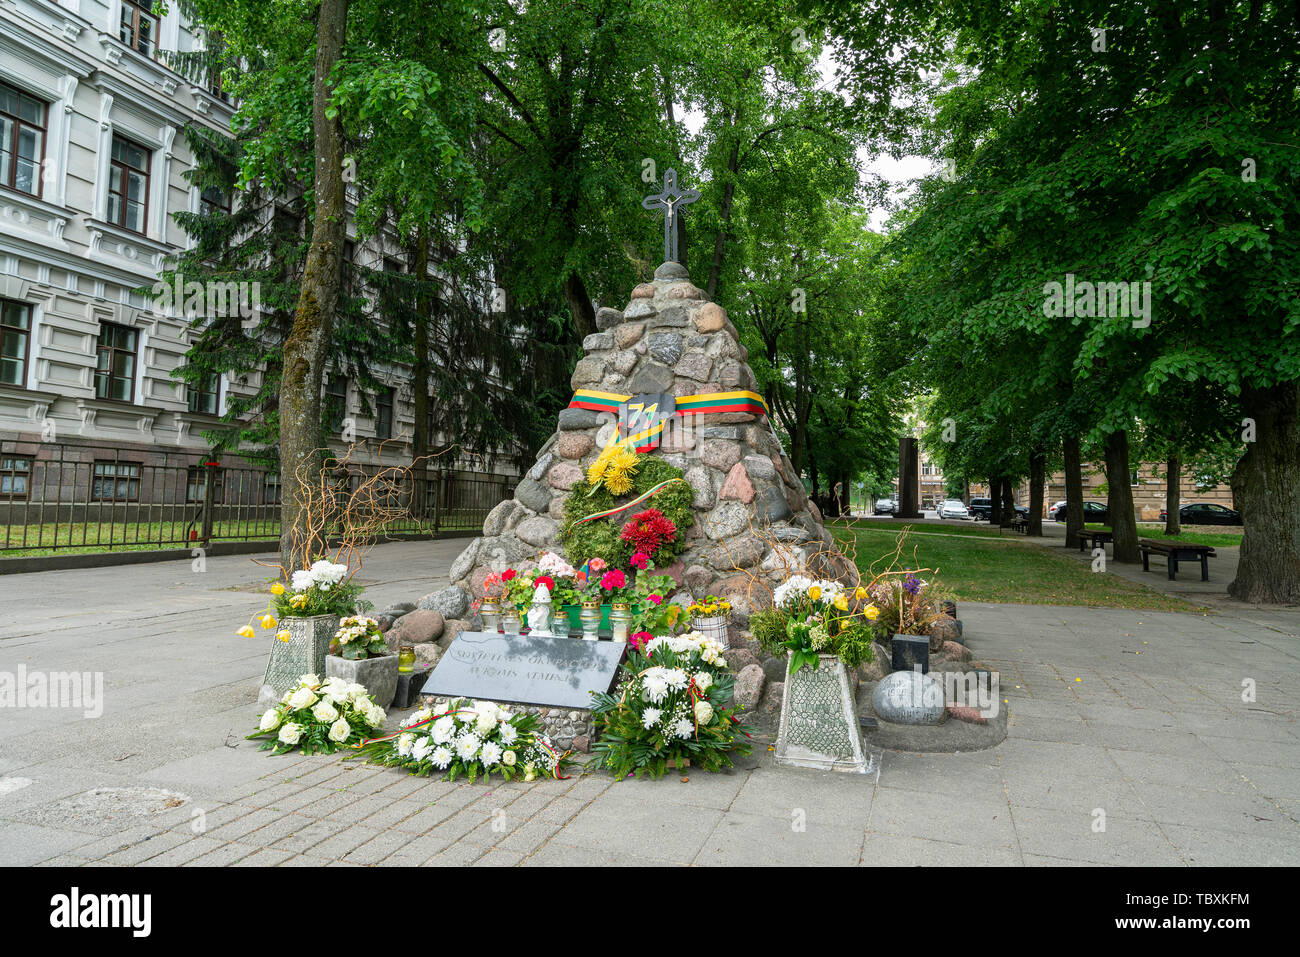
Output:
[[326, 653, 398, 710], [258, 614, 338, 709], [774, 652, 873, 774]]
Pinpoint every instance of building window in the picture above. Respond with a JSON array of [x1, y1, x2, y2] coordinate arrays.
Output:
[[187, 371, 220, 415], [200, 185, 230, 217], [1, 456, 31, 500], [0, 81, 46, 197], [95, 323, 138, 402], [324, 375, 347, 433], [376, 386, 394, 440], [1130, 468, 1140, 487], [108, 135, 150, 234], [92, 461, 140, 502], [263, 472, 281, 505], [186, 466, 224, 504], [1, 298, 32, 386], [119, 0, 157, 56]]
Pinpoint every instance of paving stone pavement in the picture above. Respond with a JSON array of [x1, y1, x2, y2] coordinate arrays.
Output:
[[1, 540, 1297, 866]]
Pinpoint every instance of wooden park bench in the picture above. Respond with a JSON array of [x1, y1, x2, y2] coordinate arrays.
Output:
[[1075, 529, 1114, 552], [1139, 538, 1216, 581]]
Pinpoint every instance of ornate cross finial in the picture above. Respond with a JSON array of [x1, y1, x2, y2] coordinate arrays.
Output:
[[641, 169, 700, 265]]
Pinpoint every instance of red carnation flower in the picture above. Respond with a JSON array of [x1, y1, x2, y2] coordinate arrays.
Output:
[[620, 508, 678, 556]]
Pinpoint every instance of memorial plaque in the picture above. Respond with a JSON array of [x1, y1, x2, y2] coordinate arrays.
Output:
[[423, 632, 626, 710]]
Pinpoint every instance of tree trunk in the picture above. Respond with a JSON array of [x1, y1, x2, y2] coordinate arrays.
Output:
[[1229, 381, 1300, 603], [1000, 477, 1015, 523], [1164, 452, 1181, 536], [1103, 430, 1139, 563], [1028, 448, 1045, 536], [706, 115, 741, 300], [1064, 434, 1084, 546], [562, 271, 596, 337], [411, 226, 430, 518], [279, 0, 349, 573]]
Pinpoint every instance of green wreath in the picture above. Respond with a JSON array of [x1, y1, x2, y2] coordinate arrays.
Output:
[[561, 457, 695, 569]]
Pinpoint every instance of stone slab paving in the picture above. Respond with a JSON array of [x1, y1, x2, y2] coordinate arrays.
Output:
[[1, 540, 1297, 866]]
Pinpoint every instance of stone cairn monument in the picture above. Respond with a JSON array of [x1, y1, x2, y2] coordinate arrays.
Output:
[[444, 281, 851, 636]]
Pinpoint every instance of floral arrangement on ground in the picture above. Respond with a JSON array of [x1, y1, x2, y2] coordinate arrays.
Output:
[[561, 455, 694, 569], [347, 699, 574, 783], [589, 632, 754, 779], [248, 674, 386, 755]]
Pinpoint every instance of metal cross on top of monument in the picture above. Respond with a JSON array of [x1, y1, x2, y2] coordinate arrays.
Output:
[[641, 168, 700, 264]]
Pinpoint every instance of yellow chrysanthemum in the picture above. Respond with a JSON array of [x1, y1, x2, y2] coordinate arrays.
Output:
[[271, 582, 285, 595], [587, 449, 611, 486], [259, 614, 277, 630], [604, 468, 634, 495], [237, 625, 255, 639]]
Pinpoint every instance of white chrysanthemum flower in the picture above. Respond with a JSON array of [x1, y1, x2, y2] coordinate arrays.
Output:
[[412, 737, 433, 762], [397, 733, 415, 756], [672, 718, 694, 740], [642, 671, 669, 705], [664, 668, 689, 690], [455, 733, 481, 762], [328, 717, 351, 742], [475, 711, 498, 736], [431, 715, 456, 744], [277, 722, 302, 745], [311, 699, 339, 724], [430, 745, 453, 769], [291, 569, 313, 592], [403, 708, 432, 729], [642, 707, 663, 730], [498, 722, 519, 746], [479, 742, 503, 766], [259, 709, 281, 732]]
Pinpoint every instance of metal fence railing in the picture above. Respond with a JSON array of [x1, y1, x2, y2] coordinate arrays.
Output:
[[0, 440, 513, 553]]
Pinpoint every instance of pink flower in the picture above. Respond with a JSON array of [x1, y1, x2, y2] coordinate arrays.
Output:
[[629, 631, 653, 652], [630, 551, 650, 570], [647, 594, 663, 605], [599, 569, 626, 591], [588, 557, 608, 573]]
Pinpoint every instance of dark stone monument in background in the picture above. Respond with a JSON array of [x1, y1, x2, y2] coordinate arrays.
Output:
[[896, 436, 922, 518]]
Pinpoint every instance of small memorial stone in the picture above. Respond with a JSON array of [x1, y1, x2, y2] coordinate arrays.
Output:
[[891, 634, 929, 674], [871, 670, 946, 725]]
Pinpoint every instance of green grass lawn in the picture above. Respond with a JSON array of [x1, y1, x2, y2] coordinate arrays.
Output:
[[1086, 523, 1244, 549], [834, 525, 1200, 612], [839, 518, 1009, 538]]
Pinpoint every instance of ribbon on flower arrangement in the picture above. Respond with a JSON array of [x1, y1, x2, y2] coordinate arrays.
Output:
[[571, 477, 686, 526]]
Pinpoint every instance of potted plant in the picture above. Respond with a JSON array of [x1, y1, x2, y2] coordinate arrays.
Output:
[[325, 615, 398, 709], [764, 575, 879, 773], [247, 558, 367, 709], [866, 574, 951, 652], [686, 594, 733, 649]]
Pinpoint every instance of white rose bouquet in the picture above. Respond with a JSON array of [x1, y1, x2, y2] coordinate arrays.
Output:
[[347, 698, 573, 783], [247, 674, 385, 755], [590, 631, 753, 779]]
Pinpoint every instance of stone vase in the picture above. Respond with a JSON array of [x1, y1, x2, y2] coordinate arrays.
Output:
[[774, 652, 873, 774], [258, 614, 338, 709], [325, 653, 398, 710]]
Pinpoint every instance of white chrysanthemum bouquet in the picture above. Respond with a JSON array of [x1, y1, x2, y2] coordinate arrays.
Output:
[[347, 698, 572, 783], [589, 631, 753, 779], [247, 674, 386, 755]]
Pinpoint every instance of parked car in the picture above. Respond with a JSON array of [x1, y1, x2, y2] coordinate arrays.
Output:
[[969, 498, 1030, 521], [1159, 503, 1243, 526], [937, 500, 970, 520], [1049, 501, 1109, 523], [873, 498, 896, 515]]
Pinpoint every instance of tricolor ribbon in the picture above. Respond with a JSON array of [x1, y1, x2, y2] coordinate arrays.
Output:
[[569, 388, 769, 418], [572, 477, 686, 526]]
